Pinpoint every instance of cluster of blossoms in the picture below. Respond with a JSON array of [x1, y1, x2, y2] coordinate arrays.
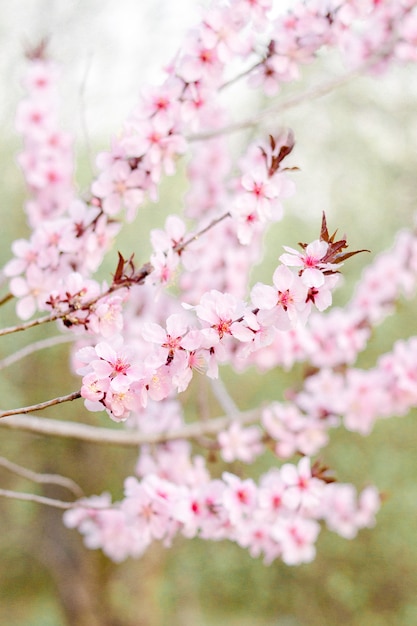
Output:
[[2, 0, 417, 568], [64, 456, 379, 565], [64, 399, 379, 564], [75, 214, 356, 421]]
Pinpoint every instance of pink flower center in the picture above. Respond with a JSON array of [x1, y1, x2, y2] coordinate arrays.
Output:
[[277, 290, 291, 310], [253, 182, 264, 197], [272, 495, 282, 509], [305, 255, 319, 268], [114, 358, 130, 374], [236, 489, 249, 504], [215, 319, 232, 338]]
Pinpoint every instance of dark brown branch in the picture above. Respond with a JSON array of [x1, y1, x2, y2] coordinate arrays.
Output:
[[0, 391, 81, 419]]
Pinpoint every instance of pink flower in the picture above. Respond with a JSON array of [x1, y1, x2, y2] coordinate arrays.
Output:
[[272, 516, 320, 565], [91, 341, 141, 388], [9, 265, 55, 319], [322, 484, 380, 539], [178, 34, 223, 84], [280, 239, 330, 287], [240, 168, 282, 221], [80, 372, 108, 404], [91, 160, 145, 221], [195, 289, 253, 342], [280, 457, 323, 511], [251, 265, 308, 330], [89, 294, 126, 338], [222, 472, 258, 524], [218, 421, 263, 463]]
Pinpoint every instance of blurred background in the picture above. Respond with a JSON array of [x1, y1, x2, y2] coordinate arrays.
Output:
[[1, 1, 417, 625]]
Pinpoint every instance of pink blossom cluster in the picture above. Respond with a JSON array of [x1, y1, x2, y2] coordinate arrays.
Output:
[[5, 52, 122, 318], [260, 335, 417, 453], [243, 226, 417, 373], [76, 231, 344, 421], [63, 455, 379, 564], [14, 54, 75, 227]]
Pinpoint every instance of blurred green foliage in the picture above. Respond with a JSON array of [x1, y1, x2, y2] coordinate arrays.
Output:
[[1, 39, 417, 626]]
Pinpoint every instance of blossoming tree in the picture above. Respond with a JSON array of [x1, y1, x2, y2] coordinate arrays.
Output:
[[1, 0, 417, 597]]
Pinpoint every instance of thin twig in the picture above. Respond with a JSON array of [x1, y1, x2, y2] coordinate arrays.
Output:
[[0, 334, 76, 371], [0, 311, 62, 338], [210, 377, 239, 415], [187, 46, 396, 143], [0, 488, 75, 509], [188, 67, 363, 141], [0, 407, 262, 446], [0, 391, 81, 419], [0, 292, 13, 307], [0, 456, 84, 498], [0, 488, 112, 510], [219, 58, 265, 91], [175, 211, 231, 252]]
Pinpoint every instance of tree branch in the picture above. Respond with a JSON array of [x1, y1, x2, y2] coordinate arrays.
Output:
[[0, 334, 76, 371], [0, 456, 84, 498], [0, 291, 13, 307], [0, 488, 76, 509], [210, 377, 239, 416], [0, 311, 62, 337], [0, 488, 112, 510], [0, 391, 82, 419], [174, 211, 231, 253], [187, 45, 396, 143], [0, 407, 262, 446]]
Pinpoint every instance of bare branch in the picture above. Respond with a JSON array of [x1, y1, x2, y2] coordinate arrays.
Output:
[[0, 391, 82, 419], [0, 488, 75, 509], [0, 456, 84, 498], [187, 45, 396, 143], [174, 211, 231, 254], [0, 488, 112, 510], [0, 334, 76, 371], [0, 291, 13, 307], [0, 407, 262, 446], [210, 377, 239, 416], [0, 311, 62, 337]]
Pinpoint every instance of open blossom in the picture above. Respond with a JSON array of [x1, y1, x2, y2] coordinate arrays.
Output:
[[280, 239, 332, 287], [89, 341, 141, 389], [89, 294, 126, 338], [222, 473, 258, 524], [91, 160, 145, 221], [76, 339, 146, 420], [272, 516, 320, 565], [239, 168, 283, 221], [280, 457, 324, 512], [262, 403, 330, 458], [195, 290, 254, 342], [251, 265, 308, 330], [321, 484, 380, 539], [9, 265, 56, 319], [148, 248, 179, 286], [218, 421, 263, 463], [141, 313, 191, 366]]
